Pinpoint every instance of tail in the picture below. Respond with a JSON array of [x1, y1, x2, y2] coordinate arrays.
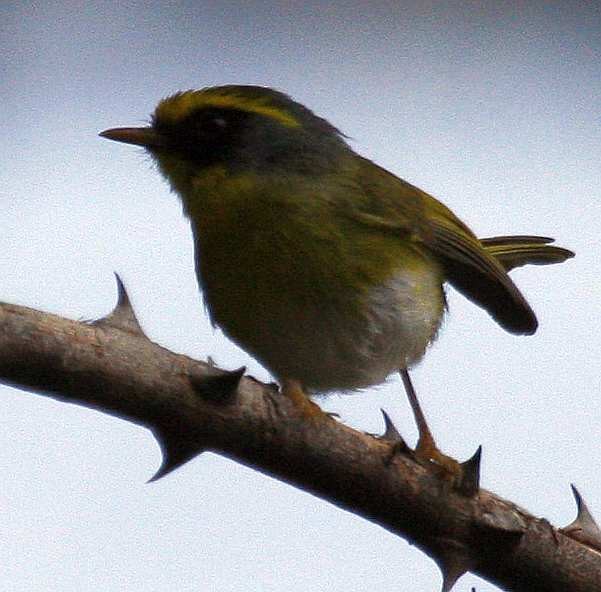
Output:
[[481, 235, 574, 271]]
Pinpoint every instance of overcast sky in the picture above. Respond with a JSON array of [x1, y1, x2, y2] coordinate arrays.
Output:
[[2, 2, 600, 590]]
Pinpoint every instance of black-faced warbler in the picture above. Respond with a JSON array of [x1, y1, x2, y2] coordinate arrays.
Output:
[[101, 85, 573, 474]]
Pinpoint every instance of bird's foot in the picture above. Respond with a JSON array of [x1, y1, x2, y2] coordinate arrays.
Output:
[[281, 379, 328, 420], [414, 432, 462, 483]]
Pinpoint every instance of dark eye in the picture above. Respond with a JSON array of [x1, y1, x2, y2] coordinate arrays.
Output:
[[162, 107, 248, 165], [203, 115, 228, 133]]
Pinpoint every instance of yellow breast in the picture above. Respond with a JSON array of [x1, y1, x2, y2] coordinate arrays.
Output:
[[180, 167, 445, 391]]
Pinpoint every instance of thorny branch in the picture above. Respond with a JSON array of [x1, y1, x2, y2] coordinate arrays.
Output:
[[0, 279, 600, 592]]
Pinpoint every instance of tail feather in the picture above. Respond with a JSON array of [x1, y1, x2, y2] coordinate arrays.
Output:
[[481, 235, 574, 271]]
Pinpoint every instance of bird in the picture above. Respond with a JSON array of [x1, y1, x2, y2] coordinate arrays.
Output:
[[100, 85, 573, 476]]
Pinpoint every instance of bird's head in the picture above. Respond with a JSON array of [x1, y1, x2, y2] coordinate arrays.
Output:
[[100, 85, 348, 195]]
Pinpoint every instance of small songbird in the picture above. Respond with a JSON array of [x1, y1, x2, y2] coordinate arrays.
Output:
[[101, 85, 573, 475]]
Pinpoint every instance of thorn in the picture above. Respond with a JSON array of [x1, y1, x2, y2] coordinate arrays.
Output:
[[93, 273, 145, 335], [380, 409, 404, 443], [571, 484, 598, 528], [379, 409, 409, 465], [560, 484, 601, 552], [441, 570, 464, 592], [189, 366, 246, 403], [148, 428, 205, 482], [457, 445, 482, 497], [435, 543, 471, 592]]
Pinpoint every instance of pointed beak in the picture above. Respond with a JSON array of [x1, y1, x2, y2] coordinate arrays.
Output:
[[99, 126, 165, 148]]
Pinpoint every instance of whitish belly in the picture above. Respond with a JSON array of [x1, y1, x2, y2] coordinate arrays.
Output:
[[219, 264, 446, 393]]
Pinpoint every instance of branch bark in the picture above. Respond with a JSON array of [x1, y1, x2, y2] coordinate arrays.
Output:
[[1, 286, 600, 591]]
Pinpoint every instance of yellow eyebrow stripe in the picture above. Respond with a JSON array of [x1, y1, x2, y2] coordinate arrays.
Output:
[[155, 90, 301, 128]]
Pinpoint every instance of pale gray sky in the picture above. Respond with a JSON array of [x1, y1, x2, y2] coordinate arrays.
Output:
[[1, 2, 600, 590]]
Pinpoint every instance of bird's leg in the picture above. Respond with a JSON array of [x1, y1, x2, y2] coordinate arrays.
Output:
[[281, 378, 327, 419], [399, 369, 461, 478]]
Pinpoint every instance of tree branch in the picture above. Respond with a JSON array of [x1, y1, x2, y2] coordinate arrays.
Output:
[[1, 283, 600, 591]]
